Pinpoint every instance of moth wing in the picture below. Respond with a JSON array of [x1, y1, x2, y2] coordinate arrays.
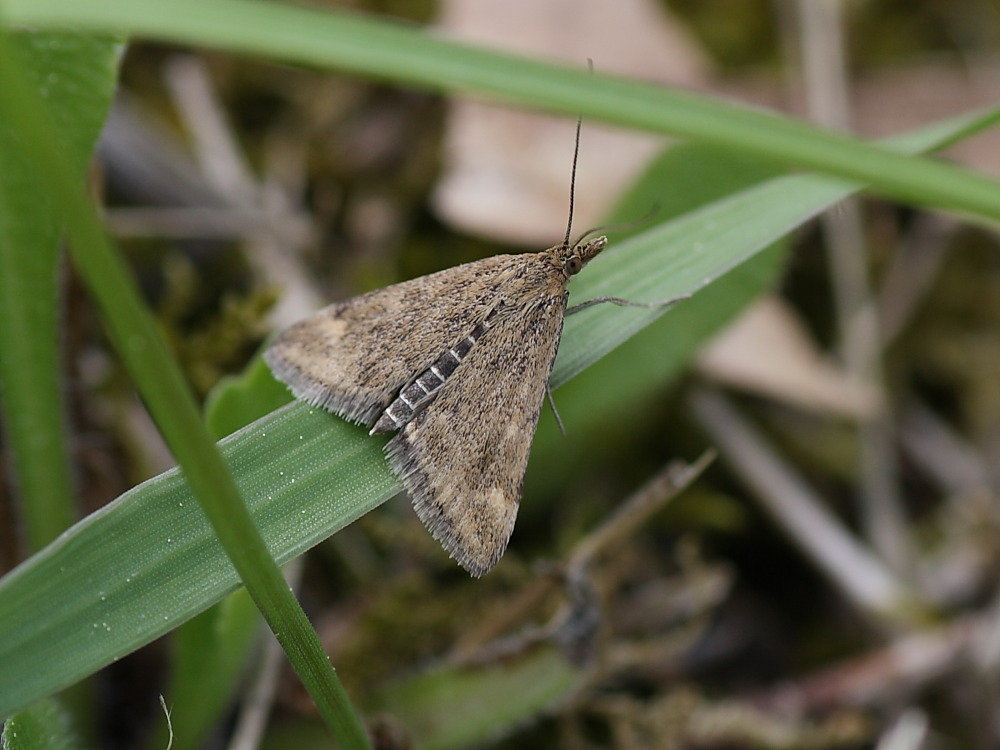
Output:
[[264, 255, 520, 425], [386, 293, 567, 576]]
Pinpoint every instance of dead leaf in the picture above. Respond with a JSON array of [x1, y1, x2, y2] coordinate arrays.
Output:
[[433, 0, 710, 244], [696, 297, 881, 419]]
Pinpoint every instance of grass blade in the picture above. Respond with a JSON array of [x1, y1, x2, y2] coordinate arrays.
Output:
[[6, 0, 1000, 222], [0, 22, 370, 747]]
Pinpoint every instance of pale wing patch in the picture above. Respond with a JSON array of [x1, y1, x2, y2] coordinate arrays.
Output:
[[385, 295, 567, 576], [265, 254, 521, 425]]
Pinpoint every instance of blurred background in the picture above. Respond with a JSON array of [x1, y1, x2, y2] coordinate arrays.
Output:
[[4, 0, 1000, 748]]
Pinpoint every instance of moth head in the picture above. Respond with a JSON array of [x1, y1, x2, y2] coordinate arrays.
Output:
[[559, 235, 607, 279]]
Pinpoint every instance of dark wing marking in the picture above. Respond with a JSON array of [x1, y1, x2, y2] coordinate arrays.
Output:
[[385, 292, 568, 576]]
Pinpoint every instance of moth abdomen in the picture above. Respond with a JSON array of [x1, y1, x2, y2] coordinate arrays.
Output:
[[370, 307, 501, 435]]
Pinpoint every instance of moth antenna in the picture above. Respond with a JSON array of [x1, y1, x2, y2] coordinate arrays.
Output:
[[562, 60, 599, 249], [563, 114, 583, 249], [571, 203, 662, 248]]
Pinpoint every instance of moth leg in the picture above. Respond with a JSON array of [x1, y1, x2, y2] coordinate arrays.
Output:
[[546, 382, 566, 437], [567, 292, 690, 315]]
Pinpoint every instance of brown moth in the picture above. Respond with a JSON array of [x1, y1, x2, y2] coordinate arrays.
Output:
[[265, 235, 606, 577], [265, 122, 644, 577]]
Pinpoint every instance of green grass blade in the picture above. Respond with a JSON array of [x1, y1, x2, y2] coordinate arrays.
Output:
[[6, 0, 1000, 222], [205, 356, 296, 440], [380, 647, 579, 750], [0, 33, 121, 552], [2, 697, 81, 750], [150, 366, 293, 750], [0, 403, 393, 719], [0, 106, 990, 721], [0, 24, 370, 748], [554, 108, 1000, 386]]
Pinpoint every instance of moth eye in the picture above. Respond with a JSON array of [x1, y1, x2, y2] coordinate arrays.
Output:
[[566, 256, 583, 275]]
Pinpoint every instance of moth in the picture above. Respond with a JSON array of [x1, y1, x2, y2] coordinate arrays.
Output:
[[265, 123, 664, 576]]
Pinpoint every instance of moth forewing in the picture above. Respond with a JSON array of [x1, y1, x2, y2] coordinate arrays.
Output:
[[385, 256, 570, 575], [264, 253, 523, 426]]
